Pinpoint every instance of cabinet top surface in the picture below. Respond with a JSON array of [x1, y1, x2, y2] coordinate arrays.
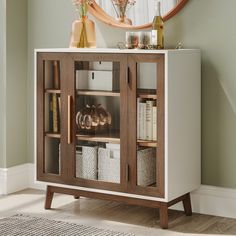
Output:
[[35, 48, 200, 54]]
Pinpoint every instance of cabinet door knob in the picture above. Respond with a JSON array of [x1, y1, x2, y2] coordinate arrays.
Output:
[[68, 95, 72, 144], [126, 164, 129, 182], [127, 67, 130, 85]]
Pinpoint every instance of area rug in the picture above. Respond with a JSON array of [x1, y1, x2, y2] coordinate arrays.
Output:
[[0, 214, 135, 236]]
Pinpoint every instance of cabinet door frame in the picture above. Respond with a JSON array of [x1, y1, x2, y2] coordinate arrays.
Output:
[[66, 53, 129, 193], [127, 53, 165, 198], [37, 52, 69, 184]]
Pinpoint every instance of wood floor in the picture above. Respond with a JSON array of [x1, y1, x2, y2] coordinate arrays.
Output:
[[0, 189, 236, 235]]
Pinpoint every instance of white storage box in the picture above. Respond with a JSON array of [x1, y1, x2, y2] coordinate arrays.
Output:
[[76, 70, 118, 91], [137, 148, 156, 186], [76, 146, 98, 180], [98, 148, 120, 183], [97, 146, 156, 186]]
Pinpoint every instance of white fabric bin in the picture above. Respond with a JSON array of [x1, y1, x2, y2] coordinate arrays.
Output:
[[97, 146, 156, 186], [98, 148, 120, 183], [76, 146, 98, 180], [137, 148, 156, 186]]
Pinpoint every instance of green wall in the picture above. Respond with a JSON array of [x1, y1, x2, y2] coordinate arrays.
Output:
[[0, 0, 27, 168], [6, 0, 28, 167], [172, 0, 236, 188], [2, 0, 236, 188], [0, 0, 6, 168]]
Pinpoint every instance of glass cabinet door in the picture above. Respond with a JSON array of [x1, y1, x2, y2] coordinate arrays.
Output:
[[127, 54, 165, 197], [37, 53, 67, 183], [69, 54, 127, 192]]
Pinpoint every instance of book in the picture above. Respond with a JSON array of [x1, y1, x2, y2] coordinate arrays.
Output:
[[146, 100, 155, 140], [137, 97, 142, 139], [58, 96, 61, 126], [52, 94, 59, 133], [140, 101, 146, 140], [53, 61, 60, 89], [49, 94, 53, 131], [52, 61, 60, 132], [152, 106, 157, 141], [137, 98, 157, 141]]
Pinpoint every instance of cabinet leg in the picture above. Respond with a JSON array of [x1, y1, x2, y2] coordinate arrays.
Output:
[[45, 186, 54, 210], [182, 192, 192, 216], [159, 203, 168, 229], [74, 195, 80, 199]]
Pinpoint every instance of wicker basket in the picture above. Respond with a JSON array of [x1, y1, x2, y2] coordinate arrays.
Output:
[[76, 146, 98, 180], [137, 148, 156, 186], [98, 148, 120, 183], [97, 147, 156, 186]]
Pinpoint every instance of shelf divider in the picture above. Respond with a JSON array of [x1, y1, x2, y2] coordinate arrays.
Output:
[[45, 89, 61, 94], [45, 132, 61, 138], [76, 133, 120, 144], [137, 89, 157, 99], [137, 140, 157, 147], [77, 90, 120, 97]]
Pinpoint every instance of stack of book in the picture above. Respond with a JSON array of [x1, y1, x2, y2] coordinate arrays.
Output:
[[49, 61, 61, 133], [137, 98, 157, 141]]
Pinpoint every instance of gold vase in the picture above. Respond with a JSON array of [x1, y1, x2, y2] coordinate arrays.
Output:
[[69, 16, 96, 48]]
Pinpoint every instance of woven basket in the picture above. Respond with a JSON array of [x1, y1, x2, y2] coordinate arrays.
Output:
[[137, 148, 156, 186], [76, 146, 98, 180], [98, 148, 120, 183], [97, 147, 156, 186]]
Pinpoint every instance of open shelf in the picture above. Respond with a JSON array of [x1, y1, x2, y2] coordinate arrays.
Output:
[[137, 89, 157, 99], [76, 133, 120, 144], [45, 132, 61, 138], [45, 89, 61, 94], [137, 140, 157, 147], [77, 90, 120, 97]]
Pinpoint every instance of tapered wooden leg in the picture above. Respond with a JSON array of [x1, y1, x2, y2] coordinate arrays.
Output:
[[160, 203, 168, 229], [45, 186, 54, 210], [182, 192, 192, 216], [74, 195, 80, 199]]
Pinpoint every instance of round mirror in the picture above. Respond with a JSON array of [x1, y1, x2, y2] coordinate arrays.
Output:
[[88, 0, 188, 29]]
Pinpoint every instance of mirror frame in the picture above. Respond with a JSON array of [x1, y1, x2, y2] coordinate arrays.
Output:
[[88, 0, 189, 29]]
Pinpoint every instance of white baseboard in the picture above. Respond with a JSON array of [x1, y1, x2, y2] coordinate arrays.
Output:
[[171, 185, 236, 219], [0, 163, 46, 194], [0, 168, 7, 194], [1, 163, 236, 219], [0, 164, 33, 194], [192, 185, 236, 218]]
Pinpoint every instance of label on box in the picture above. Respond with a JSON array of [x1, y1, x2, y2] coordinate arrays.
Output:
[[76, 70, 113, 91]]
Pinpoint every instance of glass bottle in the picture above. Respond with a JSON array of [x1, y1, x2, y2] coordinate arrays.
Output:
[[151, 0, 164, 49]]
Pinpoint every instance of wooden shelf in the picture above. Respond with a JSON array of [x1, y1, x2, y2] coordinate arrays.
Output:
[[77, 90, 120, 97], [138, 94, 157, 99], [138, 89, 157, 99], [45, 89, 61, 94], [137, 140, 157, 147], [76, 133, 120, 144], [45, 132, 61, 138]]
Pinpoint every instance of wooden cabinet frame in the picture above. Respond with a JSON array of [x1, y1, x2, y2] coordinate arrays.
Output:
[[127, 54, 165, 198], [36, 49, 201, 229], [67, 53, 129, 193], [37, 52, 165, 195], [37, 52, 69, 185]]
